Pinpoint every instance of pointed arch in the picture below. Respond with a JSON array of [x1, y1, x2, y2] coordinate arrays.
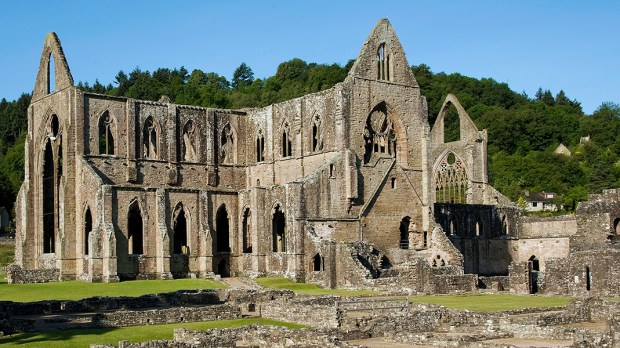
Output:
[[172, 203, 189, 254], [216, 204, 230, 252], [127, 199, 144, 255], [272, 203, 286, 252], [256, 127, 265, 162], [310, 113, 323, 152], [220, 123, 237, 164], [98, 111, 116, 155], [84, 205, 92, 256], [312, 253, 323, 271], [281, 119, 292, 158], [431, 94, 481, 144], [182, 120, 199, 162], [376, 42, 391, 81], [363, 102, 408, 165], [42, 139, 55, 253], [33, 32, 74, 101], [242, 207, 252, 253], [142, 116, 160, 159], [433, 151, 469, 204], [399, 216, 410, 249]]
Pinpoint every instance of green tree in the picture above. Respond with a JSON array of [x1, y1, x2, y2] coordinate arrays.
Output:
[[231, 63, 254, 90]]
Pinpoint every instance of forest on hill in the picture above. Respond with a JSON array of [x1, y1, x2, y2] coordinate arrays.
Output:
[[0, 60, 619, 218]]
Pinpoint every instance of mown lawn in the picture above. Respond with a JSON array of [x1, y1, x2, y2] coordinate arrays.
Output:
[[0, 278, 226, 302], [409, 293, 572, 311], [255, 277, 379, 296], [0, 318, 306, 347]]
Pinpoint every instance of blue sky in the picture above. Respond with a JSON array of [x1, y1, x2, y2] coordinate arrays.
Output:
[[0, 1, 617, 114]]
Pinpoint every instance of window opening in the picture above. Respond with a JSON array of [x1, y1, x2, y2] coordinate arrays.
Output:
[[442, 102, 461, 143], [434, 152, 469, 204], [84, 207, 92, 256], [376, 43, 389, 81], [311, 114, 323, 152], [220, 124, 236, 164], [281, 122, 292, 158], [363, 103, 396, 164], [272, 205, 286, 252], [256, 129, 265, 162], [242, 208, 252, 253], [48, 53, 55, 93], [313, 253, 323, 271], [173, 207, 188, 254], [143, 117, 158, 159], [43, 140, 55, 253], [182, 120, 197, 162], [399, 217, 410, 249], [99, 111, 115, 155]]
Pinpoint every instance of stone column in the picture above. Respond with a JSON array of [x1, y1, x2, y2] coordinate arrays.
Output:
[[155, 188, 173, 279]]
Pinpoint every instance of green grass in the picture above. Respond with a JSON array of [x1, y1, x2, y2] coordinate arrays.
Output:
[[0, 318, 306, 347], [409, 293, 572, 311], [0, 278, 226, 302], [0, 243, 14, 272], [255, 277, 379, 296]]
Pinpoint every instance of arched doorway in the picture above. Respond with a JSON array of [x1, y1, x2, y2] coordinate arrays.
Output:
[[42, 140, 55, 253], [84, 207, 92, 256], [272, 205, 286, 252], [399, 217, 410, 249], [528, 255, 540, 294], [171, 205, 189, 278], [216, 205, 230, 252], [217, 259, 230, 278], [127, 203, 143, 255]]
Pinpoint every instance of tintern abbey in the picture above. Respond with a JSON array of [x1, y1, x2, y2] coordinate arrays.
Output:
[[10, 19, 620, 296]]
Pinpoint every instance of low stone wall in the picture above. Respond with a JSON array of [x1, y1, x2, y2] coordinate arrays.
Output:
[[260, 295, 341, 329], [94, 325, 366, 348], [6, 264, 59, 284], [0, 289, 223, 316], [94, 304, 239, 327], [478, 275, 511, 291]]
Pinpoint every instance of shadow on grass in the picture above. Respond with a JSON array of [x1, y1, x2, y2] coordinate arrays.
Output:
[[0, 327, 117, 347]]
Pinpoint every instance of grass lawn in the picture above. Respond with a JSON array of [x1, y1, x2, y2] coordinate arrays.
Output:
[[0, 318, 306, 347], [255, 277, 379, 296], [0, 243, 14, 281], [409, 293, 572, 311], [0, 278, 226, 302]]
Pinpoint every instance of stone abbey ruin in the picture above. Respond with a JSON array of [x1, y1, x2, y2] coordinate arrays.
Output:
[[9, 19, 620, 298]]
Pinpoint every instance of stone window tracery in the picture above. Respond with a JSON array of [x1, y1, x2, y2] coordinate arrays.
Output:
[[142, 117, 159, 159], [98, 111, 115, 155], [363, 104, 396, 164], [182, 120, 198, 162], [434, 152, 469, 204]]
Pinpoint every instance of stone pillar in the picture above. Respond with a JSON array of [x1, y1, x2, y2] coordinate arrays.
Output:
[[197, 190, 213, 277], [100, 185, 119, 282], [155, 188, 173, 279]]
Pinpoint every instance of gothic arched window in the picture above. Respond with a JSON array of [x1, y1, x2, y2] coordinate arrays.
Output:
[[98, 111, 115, 155], [143, 117, 159, 159], [434, 152, 469, 204]]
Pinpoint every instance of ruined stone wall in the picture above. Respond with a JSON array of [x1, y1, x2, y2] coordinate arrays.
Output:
[[572, 189, 620, 251], [260, 295, 341, 328], [543, 249, 620, 296]]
